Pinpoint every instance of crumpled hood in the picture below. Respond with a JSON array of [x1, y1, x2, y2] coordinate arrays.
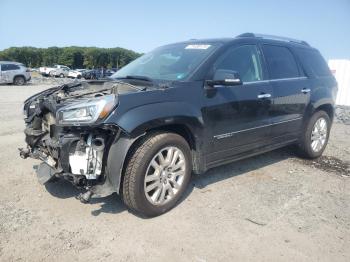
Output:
[[23, 80, 143, 119]]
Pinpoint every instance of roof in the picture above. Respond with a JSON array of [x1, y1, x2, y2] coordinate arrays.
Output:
[[0, 61, 23, 65]]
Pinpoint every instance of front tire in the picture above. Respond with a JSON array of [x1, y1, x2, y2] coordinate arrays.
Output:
[[298, 110, 330, 159], [121, 132, 192, 217]]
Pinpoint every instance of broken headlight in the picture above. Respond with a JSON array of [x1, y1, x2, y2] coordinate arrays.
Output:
[[57, 94, 116, 125]]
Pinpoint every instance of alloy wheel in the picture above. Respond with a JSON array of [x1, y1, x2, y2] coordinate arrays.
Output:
[[144, 146, 186, 205], [310, 117, 328, 152]]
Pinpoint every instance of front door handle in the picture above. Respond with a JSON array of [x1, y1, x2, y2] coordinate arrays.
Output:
[[257, 93, 271, 99], [301, 88, 311, 94]]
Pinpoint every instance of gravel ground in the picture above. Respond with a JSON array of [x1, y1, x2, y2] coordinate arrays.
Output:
[[0, 81, 349, 262], [335, 106, 350, 125]]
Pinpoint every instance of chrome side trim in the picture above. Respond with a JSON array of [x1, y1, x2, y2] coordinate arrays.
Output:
[[243, 76, 307, 85], [243, 80, 270, 85], [270, 76, 307, 82], [257, 93, 271, 99], [214, 117, 303, 139]]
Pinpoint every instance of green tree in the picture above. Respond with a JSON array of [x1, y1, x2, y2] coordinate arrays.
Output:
[[0, 46, 141, 69], [97, 50, 109, 68], [58, 47, 84, 68], [83, 47, 100, 68], [42, 47, 62, 66]]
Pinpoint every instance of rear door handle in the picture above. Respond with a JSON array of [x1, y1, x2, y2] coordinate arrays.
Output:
[[301, 88, 311, 94], [257, 93, 271, 99]]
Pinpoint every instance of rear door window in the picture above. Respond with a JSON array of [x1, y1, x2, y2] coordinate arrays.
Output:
[[262, 45, 300, 79], [1, 64, 10, 71], [2, 64, 20, 71]]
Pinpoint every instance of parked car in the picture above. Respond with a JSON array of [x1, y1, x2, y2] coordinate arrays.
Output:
[[0, 61, 31, 85], [39, 65, 70, 77], [20, 33, 337, 217], [84, 68, 116, 79], [68, 69, 84, 79], [105, 69, 117, 77], [82, 69, 98, 79], [51, 68, 69, 78]]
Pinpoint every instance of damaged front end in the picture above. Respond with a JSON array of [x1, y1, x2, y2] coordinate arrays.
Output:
[[19, 81, 133, 202]]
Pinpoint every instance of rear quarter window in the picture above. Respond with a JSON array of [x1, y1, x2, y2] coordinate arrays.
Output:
[[296, 48, 331, 77], [262, 45, 300, 79], [9, 64, 20, 70]]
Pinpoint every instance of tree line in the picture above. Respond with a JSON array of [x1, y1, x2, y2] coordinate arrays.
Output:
[[0, 46, 142, 69]]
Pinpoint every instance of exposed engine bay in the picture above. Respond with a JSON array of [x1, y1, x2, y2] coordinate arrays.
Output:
[[19, 80, 139, 201]]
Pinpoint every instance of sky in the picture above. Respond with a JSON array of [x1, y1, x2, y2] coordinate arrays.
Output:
[[0, 0, 349, 59]]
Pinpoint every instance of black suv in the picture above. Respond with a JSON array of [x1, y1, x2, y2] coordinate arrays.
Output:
[[20, 33, 337, 216]]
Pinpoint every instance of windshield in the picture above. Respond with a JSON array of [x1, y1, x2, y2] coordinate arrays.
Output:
[[111, 43, 219, 81]]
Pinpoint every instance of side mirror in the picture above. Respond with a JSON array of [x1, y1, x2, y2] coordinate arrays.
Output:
[[206, 69, 242, 87]]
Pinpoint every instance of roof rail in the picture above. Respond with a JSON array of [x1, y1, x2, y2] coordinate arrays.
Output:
[[236, 33, 310, 46]]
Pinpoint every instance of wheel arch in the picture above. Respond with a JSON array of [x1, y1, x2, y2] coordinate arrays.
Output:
[[122, 122, 202, 182], [13, 74, 26, 83], [106, 122, 204, 195], [304, 98, 335, 127], [315, 103, 334, 122], [105, 101, 206, 193], [143, 123, 196, 151]]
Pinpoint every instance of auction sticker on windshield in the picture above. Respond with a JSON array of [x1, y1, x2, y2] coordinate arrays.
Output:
[[185, 44, 211, 49]]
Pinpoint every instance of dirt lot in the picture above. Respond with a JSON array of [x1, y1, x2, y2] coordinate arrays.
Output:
[[0, 81, 349, 262]]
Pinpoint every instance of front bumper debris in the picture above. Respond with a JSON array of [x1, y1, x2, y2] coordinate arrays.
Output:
[[20, 121, 120, 202], [35, 162, 56, 184], [20, 81, 142, 202]]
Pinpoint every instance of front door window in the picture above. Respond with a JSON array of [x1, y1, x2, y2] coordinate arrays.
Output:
[[214, 45, 263, 83]]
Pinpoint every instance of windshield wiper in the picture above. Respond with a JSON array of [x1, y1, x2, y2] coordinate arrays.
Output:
[[117, 75, 153, 82], [112, 80, 147, 91], [114, 75, 172, 90]]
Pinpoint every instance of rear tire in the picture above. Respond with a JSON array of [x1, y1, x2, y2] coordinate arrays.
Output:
[[298, 110, 330, 159], [13, 76, 25, 85], [121, 132, 192, 217], [59, 73, 64, 78]]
